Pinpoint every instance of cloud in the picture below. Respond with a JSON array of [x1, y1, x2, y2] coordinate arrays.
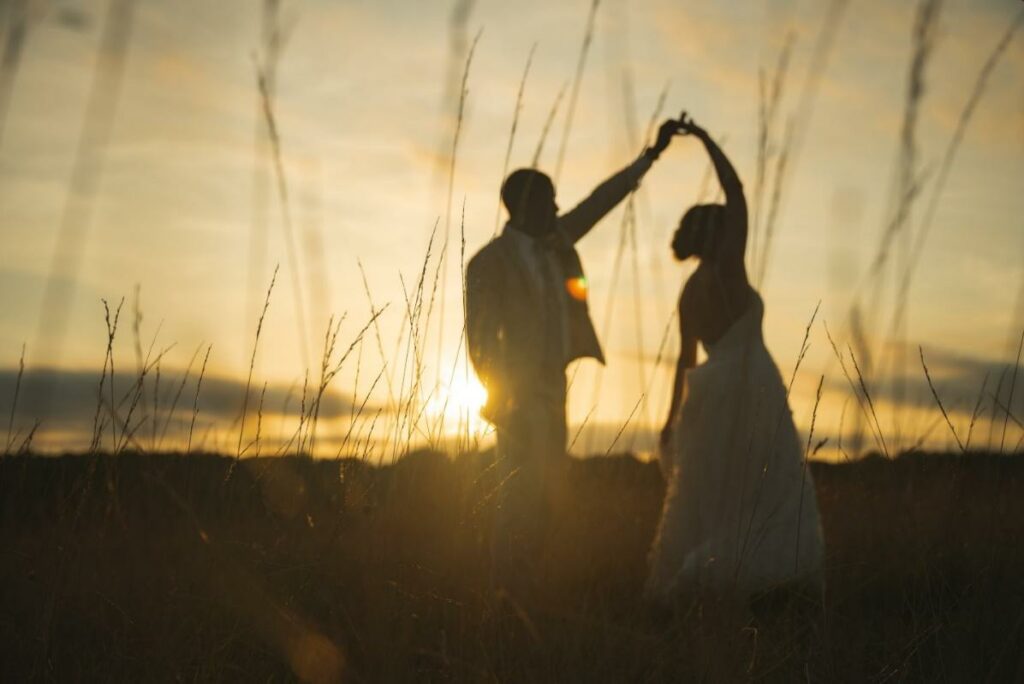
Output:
[[0, 366, 382, 437], [823, 343, 1024, 419]]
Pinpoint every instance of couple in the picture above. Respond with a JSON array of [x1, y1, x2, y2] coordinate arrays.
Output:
[[466, 112, 823, 607]]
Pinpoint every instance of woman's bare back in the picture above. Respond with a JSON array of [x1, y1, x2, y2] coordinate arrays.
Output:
[[681, 254, 754, 348]]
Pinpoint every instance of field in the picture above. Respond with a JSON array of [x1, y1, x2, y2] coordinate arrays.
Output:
[[2, 449, 1023, 682]]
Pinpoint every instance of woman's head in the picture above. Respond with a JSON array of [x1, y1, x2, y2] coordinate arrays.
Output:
[[671, 204, 724, 261]]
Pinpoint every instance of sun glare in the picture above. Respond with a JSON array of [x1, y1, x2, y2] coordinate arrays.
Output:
[[424, 375, 491, 439]]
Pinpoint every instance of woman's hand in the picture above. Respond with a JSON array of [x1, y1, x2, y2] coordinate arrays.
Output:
[[677, 110, 706, 138]]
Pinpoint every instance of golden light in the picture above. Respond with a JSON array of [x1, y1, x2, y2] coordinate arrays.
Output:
[[424, 374, 491, 438]]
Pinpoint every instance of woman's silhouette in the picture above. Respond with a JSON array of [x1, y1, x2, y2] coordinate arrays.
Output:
[[646, 112, 824, 605]]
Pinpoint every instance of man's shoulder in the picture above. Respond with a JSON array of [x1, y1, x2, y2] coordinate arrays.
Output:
[[469, 235, 512, 269]]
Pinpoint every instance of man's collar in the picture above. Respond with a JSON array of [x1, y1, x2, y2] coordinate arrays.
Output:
[[502, 221, 566, 250], [502, 221, 533, 245]]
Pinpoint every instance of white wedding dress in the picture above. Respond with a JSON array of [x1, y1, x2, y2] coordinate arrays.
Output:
[[646, 292, 824, 603]]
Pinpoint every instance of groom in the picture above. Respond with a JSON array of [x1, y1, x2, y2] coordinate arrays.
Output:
[[466, 119, 680, 591]]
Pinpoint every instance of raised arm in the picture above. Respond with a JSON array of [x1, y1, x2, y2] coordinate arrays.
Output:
[[557, 155, 651, 244], [558, 119, 680, 244], [680, 113, 748, 274]]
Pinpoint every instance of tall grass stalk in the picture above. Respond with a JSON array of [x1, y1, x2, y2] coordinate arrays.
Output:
[[642, 308, 681, 436], [848, 341, 889, 458], [603, 393, 643, 457], [0, 0, 32, 150], [494, 43, 536, 236], [253, 382, 267, 458], [986, 368, 1008, 452], [909, 412, 945, 452], [787, 301, 820, 398], [256, 67, 310, 370], [553, 0, 600, 184], [91, 298, 124, 453], [247, 0, 291, 373], [337, 365, 387, 458], [569, 403, 598, 453], [131, 285, 145, 427], [750, 35, 794, 273], [14, 420, 39, 455], [837, 395, 851, 460], [964, 373, 989, 452], [114, 315, 171, 453], [308, 307, 386, 457], [583, 88, 669, 450], [532, 82, 568, 167], [32, 0, 135, 383], [393, 223, 439, 458], [756, 0, 850, 286], [795, 374, 824, 572], [860, 0, 937, 286], [989, 394, 1022, 432], [736, 302, 822, 561], [232, 266, 278, 474], [625, 84, 670, 445], [186, 345, 211, 454], [824, 321, 888, 457], [157, 344, 202, 450], [357, 260, 399, 412], [436, 28, 482, 389], [307, 316, 344, 455], [116, 342, 175, 454], [4, 343, 24, 455], [919, 345, 964, 453], [890, 9, 1024, 339], [860, 0, 941, 434], [151, 358, 160, 450], [1001, 327, 1024, 453]]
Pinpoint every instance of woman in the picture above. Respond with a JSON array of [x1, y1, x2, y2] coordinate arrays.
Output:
[[645, 113, 823, 606]]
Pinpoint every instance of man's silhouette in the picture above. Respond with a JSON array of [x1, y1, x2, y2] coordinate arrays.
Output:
[[466, 119, 680, 591]]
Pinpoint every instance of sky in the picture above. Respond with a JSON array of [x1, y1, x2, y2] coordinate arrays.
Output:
[[1, 0, 1022, 458]]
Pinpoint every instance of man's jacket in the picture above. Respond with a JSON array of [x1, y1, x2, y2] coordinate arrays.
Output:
[[466, 156, 651, 424]]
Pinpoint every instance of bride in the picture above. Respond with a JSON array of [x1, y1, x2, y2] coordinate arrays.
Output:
[[645, 113, 823, 606]]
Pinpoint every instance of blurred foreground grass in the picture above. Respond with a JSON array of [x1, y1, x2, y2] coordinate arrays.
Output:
[[1, 450, 1023, 681]]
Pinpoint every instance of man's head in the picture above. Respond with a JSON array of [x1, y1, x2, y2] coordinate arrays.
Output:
[[502, 168, 558, 237], [671, 204, 724, 261]]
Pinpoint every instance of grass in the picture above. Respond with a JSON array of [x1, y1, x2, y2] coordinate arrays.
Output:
[[2, 448, 1024, 681], [3, 1, 1024, 680], [553, 0, 600, 184]]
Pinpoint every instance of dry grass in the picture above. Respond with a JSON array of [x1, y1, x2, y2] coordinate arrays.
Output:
[[494, 43, 537, 236], [1002, 327, 1024, 452], [3, 450, 1024, 681], [3, 342, 24, 455], [3, 2, 1023, 680], [233, 265, 278, 472], [919, 345, 965, 453], [256, 67, 310, 370], [186, 345, 212, 454], [754, 0, 850, 287], [553, 0, 600, 184], [824, 321, 890, 458], [890, 9, 1024, 340]]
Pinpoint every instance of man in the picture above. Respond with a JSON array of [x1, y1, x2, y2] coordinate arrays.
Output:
[[466, 119, 680, 591]]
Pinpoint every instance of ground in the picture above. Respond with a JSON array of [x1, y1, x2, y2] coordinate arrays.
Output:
[[1, 450, 1023, 682]]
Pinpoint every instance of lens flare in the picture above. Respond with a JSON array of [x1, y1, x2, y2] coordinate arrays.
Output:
[[566, 276, 588, 301]]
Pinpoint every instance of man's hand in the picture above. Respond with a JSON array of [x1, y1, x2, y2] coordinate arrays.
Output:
[[651, 118, 681, 156]]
